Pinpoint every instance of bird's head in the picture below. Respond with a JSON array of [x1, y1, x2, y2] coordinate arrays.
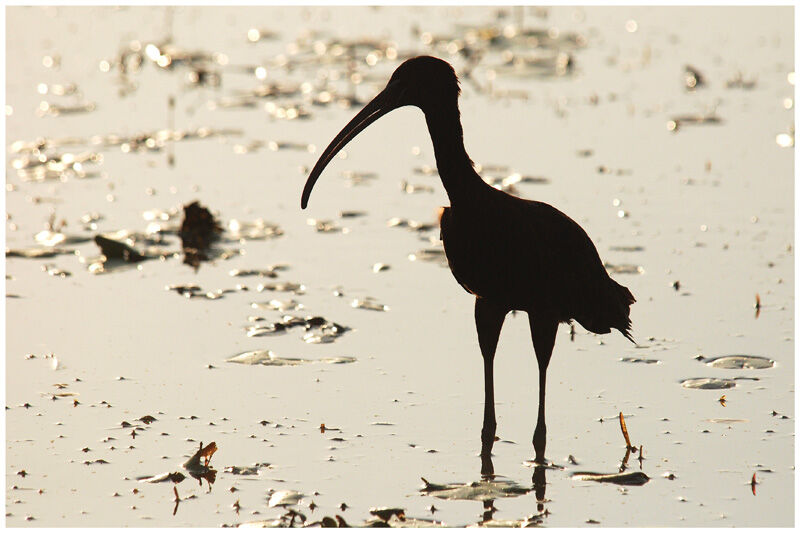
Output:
[[301, 56, 460, 209]]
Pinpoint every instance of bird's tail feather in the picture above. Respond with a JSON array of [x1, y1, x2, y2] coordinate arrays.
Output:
[[612, 280, 636, 344], [575, 278, 635, 343]]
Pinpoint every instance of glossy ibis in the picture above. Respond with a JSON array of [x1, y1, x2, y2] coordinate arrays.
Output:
[[301, 56, 635, 466]]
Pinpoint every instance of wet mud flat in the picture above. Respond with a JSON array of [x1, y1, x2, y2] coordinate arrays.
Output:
[[5, 6, 794, 527]]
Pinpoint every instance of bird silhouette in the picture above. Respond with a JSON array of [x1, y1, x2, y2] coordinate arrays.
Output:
[[302, 56, 635, 468]]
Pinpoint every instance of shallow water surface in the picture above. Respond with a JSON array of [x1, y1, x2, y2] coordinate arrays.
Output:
[[5, 6, 794, 527]]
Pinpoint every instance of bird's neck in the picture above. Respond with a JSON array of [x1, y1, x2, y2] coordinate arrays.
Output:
[[424, 103, 485, 205]]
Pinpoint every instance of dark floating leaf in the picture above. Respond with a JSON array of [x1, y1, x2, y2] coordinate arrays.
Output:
[[94, 234, 147, 262], [572, 471, 649, 485], [681, 378, 737, 390], [369, 507, 405, 522], [180, 201, 222, 268], [704, 355, 774, 370]]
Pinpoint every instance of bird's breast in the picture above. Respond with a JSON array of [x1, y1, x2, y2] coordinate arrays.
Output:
[[439, 205, 518, 303]]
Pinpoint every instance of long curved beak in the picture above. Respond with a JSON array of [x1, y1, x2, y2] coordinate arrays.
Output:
[[301, 81, 403, 209]]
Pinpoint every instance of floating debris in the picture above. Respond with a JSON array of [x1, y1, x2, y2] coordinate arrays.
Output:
[[620, 357, 660, 364], [224, 464, 268, 476], [245, 315, 349, 343], [166, 284, 238, 300], [339, 210, 367, 218], [725, 72, 757, 90], [257, 282, 306, 295], [94, 127, 242, 154], [704, 355, 774, 370], [34, 230, 90, 248], [667, 112, 722, 132], [11, 150, 102, 182], [251, 299, 303, 312], [307, 218, 345, 233], [351, 297, 388, 311], [413, 165, 438, 176], [684, 65, 705, 90], [229, 266, 286, 278], [372, 263, 390, 273], [609, 245, 644, 252], [484, 173, 549, 194], [267, 489, 304, 508], [341, 170, 378, 186], [409, 247, 448, 268], [6, 247, 72, 259], [42, 264, 71, 278], [571, 471, 649, 485], [135, 442, 216, 496], [388, 218, 436, 232], [226, 350, 356, 366], [603, 263, 643, 275], [400, 180, 434, 194], [302, 322, 350, 344], [681, 378, 737, 390], [420, 477, 529, 501]]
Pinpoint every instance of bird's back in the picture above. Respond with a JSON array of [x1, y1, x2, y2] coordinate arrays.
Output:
[[440, 186, 635, 340]]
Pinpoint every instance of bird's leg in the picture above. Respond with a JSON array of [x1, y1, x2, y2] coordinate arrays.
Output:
[[529, 316, 558, 464], [475, 298, 507, 465]]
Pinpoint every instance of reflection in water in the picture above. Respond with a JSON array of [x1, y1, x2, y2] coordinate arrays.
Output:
[[475, 453, 548, 525]]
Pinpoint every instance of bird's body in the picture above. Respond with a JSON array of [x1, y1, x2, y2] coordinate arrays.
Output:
[[301, 55, 635, 469], [440, 189, 634, 337]]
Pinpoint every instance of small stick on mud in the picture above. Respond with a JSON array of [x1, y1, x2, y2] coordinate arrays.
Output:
[[173, 485, 181, 516], [754, 294, 761, 318], [751, 473, 757, 496], [619, 412, 633, 450]]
